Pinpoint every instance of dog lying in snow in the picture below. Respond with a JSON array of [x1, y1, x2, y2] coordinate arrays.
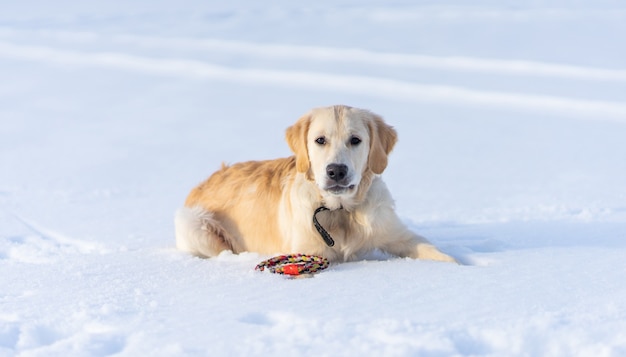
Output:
[[175, 105, 455, 263]]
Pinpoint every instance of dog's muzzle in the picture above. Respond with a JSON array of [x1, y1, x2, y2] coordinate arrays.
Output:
[[325, 164, 354, 194]]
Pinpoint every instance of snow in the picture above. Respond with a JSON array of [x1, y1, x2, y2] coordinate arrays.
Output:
[[1, 1, 626, 356]]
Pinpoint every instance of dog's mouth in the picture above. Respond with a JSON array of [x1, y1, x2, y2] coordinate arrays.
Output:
[[325, 184, 356, 195]]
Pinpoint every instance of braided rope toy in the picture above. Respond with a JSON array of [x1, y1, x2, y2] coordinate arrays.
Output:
[[255, 254, 329, 276]]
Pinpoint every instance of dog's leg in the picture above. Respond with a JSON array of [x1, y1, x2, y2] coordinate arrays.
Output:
[[375, 211, 457, 263], [411, 237, 458, 263], [174, 206, 234, 258], [384, 231, 457, 263], [382, 230, 457, 263]]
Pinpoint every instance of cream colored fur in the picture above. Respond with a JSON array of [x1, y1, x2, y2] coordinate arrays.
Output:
[[175, 105, 455, 263]]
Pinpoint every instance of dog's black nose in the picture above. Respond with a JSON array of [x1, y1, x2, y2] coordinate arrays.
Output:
[[326, 164, 348, 182]]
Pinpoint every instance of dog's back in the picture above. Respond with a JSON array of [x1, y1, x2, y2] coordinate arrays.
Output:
[[176, 158, 296, 257]]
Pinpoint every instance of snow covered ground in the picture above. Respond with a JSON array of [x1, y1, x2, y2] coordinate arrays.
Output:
[[1, 1, 626, 356]]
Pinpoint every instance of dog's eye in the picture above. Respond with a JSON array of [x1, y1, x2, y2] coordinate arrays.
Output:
[[349, 136, 362, 146], [315, 137, 326, 145]]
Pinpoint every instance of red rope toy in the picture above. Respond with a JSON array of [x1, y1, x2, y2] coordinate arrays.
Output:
[[255, 254, 329, 276]]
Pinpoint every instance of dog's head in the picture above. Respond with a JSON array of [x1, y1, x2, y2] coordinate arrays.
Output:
[[286, 105, 397, 208]]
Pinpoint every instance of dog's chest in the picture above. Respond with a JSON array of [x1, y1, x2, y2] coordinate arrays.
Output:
[[319, 210, 367, 243]]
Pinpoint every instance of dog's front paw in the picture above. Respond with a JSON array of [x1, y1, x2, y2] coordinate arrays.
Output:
[[415, 244, 458, 264]]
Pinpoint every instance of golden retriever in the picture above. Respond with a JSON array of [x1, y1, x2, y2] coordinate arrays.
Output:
[[175, 105, 455, 263]]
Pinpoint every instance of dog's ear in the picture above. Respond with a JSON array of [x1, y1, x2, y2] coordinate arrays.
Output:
[[368, 114, 398, 174], [286, 113, 311, 173]]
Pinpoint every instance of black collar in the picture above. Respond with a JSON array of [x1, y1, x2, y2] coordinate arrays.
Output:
[[312, 206, 337, 247]]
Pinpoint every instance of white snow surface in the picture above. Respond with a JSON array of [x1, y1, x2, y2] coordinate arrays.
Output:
[[2, 1, 626, 356]]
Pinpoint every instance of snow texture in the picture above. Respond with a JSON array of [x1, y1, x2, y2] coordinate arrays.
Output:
[[1, 1, 626, 356]]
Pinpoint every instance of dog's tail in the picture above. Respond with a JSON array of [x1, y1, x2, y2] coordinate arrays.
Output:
[[174, 206, 234, 257]]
